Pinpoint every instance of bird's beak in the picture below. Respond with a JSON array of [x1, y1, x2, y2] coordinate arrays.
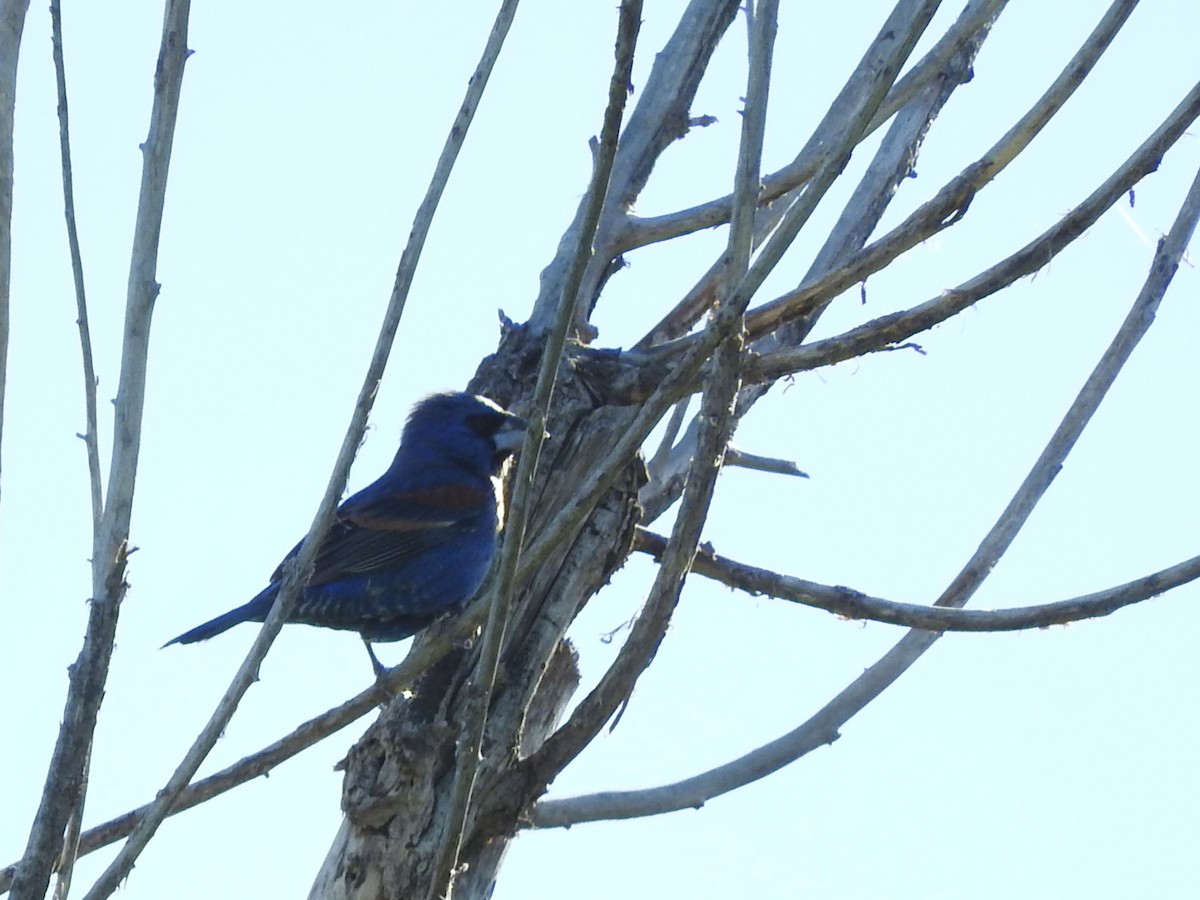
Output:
[[493, 415, 529, 456]]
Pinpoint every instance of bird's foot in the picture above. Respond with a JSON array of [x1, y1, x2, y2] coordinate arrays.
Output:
[[363, 639, 389, 681]]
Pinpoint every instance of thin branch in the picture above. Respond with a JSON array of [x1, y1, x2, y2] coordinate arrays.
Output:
[[51, 0, 103, 532], [621, 0, 1008, 258], [740, 0, 1140, 343], [77, 4, 522, 899], [743, 77, 1200, 385], [602, 0, 739, 219], [722, 447, 807, 478], [536, 553, 1200, 828], [725, 0, 939, 330], [514, 0, 777, 792], [647, 398, 690, 475], [46, 15, 107, 888], [637, 0, 954, 349], [638, 6, 983, 518], [0, 0, 29, 515], [635, 528, 1200, 632], [635, 0, 964, 521], [529, 0, 740, 328], [8, 4, 187, 898], [531, 160, 1200, 829], [762, 9, 988, 353], [0, 603, 493, 898], [429, 5, 641, 898], [10, 534, 1195, 878]]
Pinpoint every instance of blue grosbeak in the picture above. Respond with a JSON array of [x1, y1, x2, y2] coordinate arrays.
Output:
[[164, 392, 525, 667]]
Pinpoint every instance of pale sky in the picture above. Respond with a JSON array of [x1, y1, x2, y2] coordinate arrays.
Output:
[[3, 3, 1198, 899]]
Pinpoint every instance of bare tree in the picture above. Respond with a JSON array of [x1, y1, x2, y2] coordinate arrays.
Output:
[[4, 1, 1199, 898]]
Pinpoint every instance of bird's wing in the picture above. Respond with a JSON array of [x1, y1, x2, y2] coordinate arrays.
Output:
[[270, 483, 493, 586]]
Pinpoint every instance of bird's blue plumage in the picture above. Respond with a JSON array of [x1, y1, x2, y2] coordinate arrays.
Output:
[[164, 392, 525, 649]]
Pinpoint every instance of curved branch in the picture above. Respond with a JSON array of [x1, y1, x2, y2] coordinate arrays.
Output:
[[9, 4, 188, 898], [47, 5, 102, 894], [0, 599, 493, 897], [635, 0, 941, 350], [636, 2, 991, 518], [635, 528, 1200, 632], [513, 0, 777, 798], [429, 5, 643, 896], [530, 150, 1200, 832], [742, 77, 1200, 383], [51, 0, 103, 532], [621, 0, 1009, 255], [735, 0, 1142, 343], [529, 0, 741, 327], [534, 541, 1200, 827], [79, 4, 524, 899]]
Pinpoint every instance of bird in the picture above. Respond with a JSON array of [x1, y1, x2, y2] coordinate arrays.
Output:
[[163, 391, 526, 671]]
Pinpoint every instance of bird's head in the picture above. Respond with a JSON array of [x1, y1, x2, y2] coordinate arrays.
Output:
[[401, 392, 527, 476]]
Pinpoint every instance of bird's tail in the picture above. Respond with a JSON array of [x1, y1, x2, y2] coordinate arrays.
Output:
[[161, 596, 271, 648]]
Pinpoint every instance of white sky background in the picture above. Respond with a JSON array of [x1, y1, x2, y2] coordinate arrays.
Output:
[[3, 2, 1199, 898]]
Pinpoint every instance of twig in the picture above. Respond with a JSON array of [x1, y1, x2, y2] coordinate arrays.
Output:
[[47, 4, 103, 885], [648, 399, 690, 475], [741, 0, 1141, 342], [728, 0, 939, 323], [428, 4, 641, 898], [634, 528, 1200, 632], [636, 0, 956, 519], [514, 0, 777, 792], [621, 0, 1008, 259], [528, 0, 740, 328], [0, 607, 488, 897], [636, 0, 949, 348], [0, 0, 32, 513], [531, 158, 1200, 829], [51, 0, 103, 532], [722, 447, 807, 478], [8, 5, 189, 899], [79, 2, 521, 898], [742, 77, 1200, 385]]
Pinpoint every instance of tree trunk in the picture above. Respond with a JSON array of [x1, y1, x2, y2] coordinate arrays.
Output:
[[308, 328, 646, 900]]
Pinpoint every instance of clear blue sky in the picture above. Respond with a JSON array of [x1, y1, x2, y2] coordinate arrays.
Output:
[[3, 3, 1198, 898]]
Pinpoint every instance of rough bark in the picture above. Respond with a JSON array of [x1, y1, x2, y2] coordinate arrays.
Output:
[[307, 326, 646, 900]]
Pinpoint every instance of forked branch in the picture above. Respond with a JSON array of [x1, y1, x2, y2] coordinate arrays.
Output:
[[530, 154, 1200, 831], [8, 4, 189, 898]]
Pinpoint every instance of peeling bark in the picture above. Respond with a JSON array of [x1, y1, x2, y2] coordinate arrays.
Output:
[[308, 328, 646, 900]]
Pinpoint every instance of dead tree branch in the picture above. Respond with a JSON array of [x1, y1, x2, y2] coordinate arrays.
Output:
[[427, 5, 642, 897], [635, 528, 1200, 632], [530, 149, 1200, 832], [623, 0, 1011, 257], [8, 3, 188, 898], [742, 78, 1200, 385]]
